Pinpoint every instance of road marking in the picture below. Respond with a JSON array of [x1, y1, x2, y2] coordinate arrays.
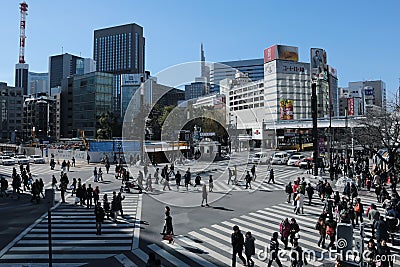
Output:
[[148, 243, 191, 267], [115, 253, 138, 267]]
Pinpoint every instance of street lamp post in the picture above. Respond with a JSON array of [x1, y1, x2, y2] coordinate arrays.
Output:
[[345, 106, 348, 161]]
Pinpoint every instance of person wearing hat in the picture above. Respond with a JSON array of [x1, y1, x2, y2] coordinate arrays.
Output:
[[231, 225, 246, 266]]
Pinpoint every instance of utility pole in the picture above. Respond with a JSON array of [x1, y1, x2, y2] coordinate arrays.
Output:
[[311, 82, 319, 176]]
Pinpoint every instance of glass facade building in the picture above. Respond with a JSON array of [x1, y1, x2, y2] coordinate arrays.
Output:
[[72, 72, 114, 138], [210, 59, 264, 93], [94, 23, 145, 75]]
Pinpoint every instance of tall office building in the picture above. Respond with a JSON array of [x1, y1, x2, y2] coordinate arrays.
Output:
[[0, 83, 23, 141], [210, 58, 264, 93], [72, 72, 114, 138], [94, 23, 145, 75], [15, 64, 29, 95], [28, 72, 48, 95], [49, 53, 83, 94]]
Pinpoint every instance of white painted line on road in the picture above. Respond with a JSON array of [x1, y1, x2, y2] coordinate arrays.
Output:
[[200, 227, 266, 267], [0, 174, 101, 259], [131, 193, 142, 250], [1, 253, 116, 260], [148, 243, 191, 267], [18, 239, 131, 245], [9, 246, 131, 252], [30, 228, 133, 233], [115, 253, 138, 267], [25, 233, 132, 238], [184, 232, 231, 265], [166, 236, 217, 267], [0, 263, 85, 267]]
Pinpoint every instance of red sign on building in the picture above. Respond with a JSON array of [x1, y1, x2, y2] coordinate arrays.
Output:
[[347, 98, 354, 116]]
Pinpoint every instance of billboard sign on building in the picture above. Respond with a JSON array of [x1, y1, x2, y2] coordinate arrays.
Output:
[[364, 86, 374, 96], [276, 61, 309, 75], [310, 48, 327, 81], [264, 45, 299, 63], [347, 98, 354, 116], [328, 65, 337, 78], [280, 99, 294, 120], [121, 74, 142, 86]]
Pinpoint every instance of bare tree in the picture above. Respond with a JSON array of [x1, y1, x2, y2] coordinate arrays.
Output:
[[353, 104, 400, 174]]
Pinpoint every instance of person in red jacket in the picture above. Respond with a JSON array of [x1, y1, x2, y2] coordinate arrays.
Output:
[[279, 218, 291, 249]]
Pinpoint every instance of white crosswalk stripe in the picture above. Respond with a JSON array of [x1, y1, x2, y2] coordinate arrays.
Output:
[[0, 192, 141, 266], [132, 190, 399, 266]]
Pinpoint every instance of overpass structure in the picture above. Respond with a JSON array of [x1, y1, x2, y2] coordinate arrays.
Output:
[[262, 116, 363, 130]]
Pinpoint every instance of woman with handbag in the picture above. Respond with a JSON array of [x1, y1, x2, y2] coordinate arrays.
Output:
[[161, 206, 174, 243]]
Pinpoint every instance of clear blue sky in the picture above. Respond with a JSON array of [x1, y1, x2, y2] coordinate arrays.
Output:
[[1, 0, 399, 98]]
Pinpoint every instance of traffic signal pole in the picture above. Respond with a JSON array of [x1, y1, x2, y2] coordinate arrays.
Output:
[[311, 82, 319, 176]]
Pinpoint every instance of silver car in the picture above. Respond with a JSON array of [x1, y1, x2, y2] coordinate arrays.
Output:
[[13, 155, 30, 165], [29, 155, 45, 164], [0, 156, 16, 165]]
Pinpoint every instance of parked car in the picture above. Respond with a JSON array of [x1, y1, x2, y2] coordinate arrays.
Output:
[[13, 154, 30, 165], [29, 155, 45, 164], [249, 152, 270, 164], [287, 154, 305, 166], [2, 151, 15, 157], [0, 155, 16, 165], [271, 152, 289, 165]]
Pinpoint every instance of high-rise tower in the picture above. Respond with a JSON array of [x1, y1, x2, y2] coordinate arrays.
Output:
[[15, 1, 29, 95], [93, 23, 145, 75]]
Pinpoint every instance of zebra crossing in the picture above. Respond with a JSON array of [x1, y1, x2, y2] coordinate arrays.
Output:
[[147, 165, 304, 194], [131, 191, 399, 266], [0, 192, 141, 266]]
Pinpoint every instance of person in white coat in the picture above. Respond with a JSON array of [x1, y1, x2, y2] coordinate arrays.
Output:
[[201, 184, 209, 207], [295, 189, 305, 215]]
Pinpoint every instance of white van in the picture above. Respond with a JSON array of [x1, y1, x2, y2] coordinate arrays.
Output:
[[249, 152, 270, 164], [271, 152, 289, 165]]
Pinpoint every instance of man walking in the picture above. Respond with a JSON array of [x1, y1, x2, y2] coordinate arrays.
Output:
[[94, 202, 105, 235], [267, 232, 283, 267], [251, 165, 256, 181], [245, 171, 252, 189], [268, 168, 275, 184], [231, 225, 246, 267]]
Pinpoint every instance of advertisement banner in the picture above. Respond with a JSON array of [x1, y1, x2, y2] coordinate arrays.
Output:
[[364, 86, 374, 96], [328, 65, 337, 78], [277, 45, 299, 61], [347, 98, 354, 116], [310, 48, 327, 81], [264, 45, 277, 63], [276, 61, 309, 74], [280, 99, 294, 120], [264, 45, 299, 63]]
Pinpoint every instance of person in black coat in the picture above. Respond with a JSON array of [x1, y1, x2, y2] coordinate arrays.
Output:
[[377, 239, 393, 267], [94, 202, 105, 235], [267, 232, 283, 267], [231, 225, 246, 267], [306, 183, 314, 205], [374, 216, 389, 243], [161, 206, 174, 236], [244, 231, 255, 267]]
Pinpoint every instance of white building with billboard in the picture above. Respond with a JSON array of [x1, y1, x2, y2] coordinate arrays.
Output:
[[223, 45, 334, 148]]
